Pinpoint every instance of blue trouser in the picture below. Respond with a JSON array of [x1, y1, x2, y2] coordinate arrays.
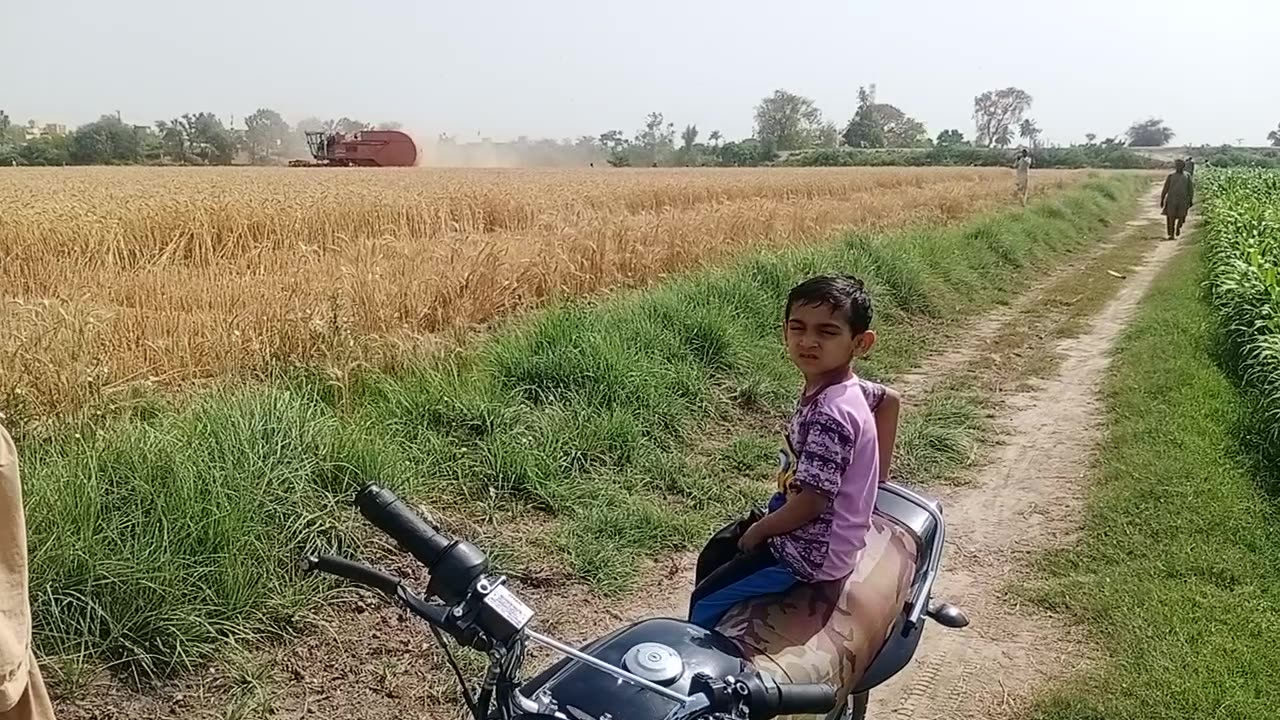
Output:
[[689, 546, 799, 630]]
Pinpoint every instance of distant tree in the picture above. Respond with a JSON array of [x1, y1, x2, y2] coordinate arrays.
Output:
[[843, 85, 929, 148], [18, 134, 71, 166], [973, 87, 1033, 147], [678, 124, 700, 165], [708, 130, 723, 147], [715, 139, 774, 167], [1018, 118, 1043, 148], [1085, 133, 1098, 145], [597, 129, 631, 167], [0, 111, 26, 145], [842, 115, 882, 149], [816, 122, 841, 149], [1125, 118, 1175, 147], [754, 89, 826, 152], [936, 129, 968, 147], [1268, 123, 1280, 147], [244, 108, 291, 164], [681, 124, 699, 152], [137, 127, 165, 163], [294, 117, 366, 135], [69, 115, 143, 164], [598, 130, 626, 152], [180, 112, 238, 164], [376, 121, 403, 130], [154, 119, 189, 162], [632, 112, 675, 166], [334, 117, 367, 134]]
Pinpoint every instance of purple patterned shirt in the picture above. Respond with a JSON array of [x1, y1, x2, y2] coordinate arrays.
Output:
[[766, 377, 883, 582]]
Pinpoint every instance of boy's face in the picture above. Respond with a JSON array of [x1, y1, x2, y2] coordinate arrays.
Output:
[[784, 302, 876, 378]]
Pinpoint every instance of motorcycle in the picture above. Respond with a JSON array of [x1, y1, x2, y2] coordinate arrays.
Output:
[[300, 481, 967, 720]]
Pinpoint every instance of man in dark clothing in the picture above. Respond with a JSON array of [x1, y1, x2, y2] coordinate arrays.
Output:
[[1186, 156, 1196, 178], [1161, 159, 1194, 240]]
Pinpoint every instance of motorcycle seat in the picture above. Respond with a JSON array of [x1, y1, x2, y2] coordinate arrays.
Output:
[[713, 511, 919, 705]]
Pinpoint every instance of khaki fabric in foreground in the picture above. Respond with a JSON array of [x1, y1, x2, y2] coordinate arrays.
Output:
[[1, 425, 56, 720]]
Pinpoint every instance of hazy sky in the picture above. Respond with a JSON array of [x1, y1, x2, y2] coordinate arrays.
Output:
[[2, 0, 1275, 146]]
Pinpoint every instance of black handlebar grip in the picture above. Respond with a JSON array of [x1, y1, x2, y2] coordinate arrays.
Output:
[[772, 683, 837, 716], [356, 484, 454, 567], [302, 554, 403, 597], [355, 483, 489, 605]]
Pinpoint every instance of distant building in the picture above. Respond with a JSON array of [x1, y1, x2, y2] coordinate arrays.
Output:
[[23, 121, 68, 139]]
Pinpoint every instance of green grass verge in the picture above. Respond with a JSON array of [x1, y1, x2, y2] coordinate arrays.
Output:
[[1026, 244, 1280, 719], [17, 174, 1145, 680]]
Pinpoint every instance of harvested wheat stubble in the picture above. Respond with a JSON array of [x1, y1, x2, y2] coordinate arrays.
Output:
[[0, 166, 1084, 418]]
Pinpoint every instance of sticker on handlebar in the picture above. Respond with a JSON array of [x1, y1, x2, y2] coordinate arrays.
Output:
[[485, 584, 535, 629]]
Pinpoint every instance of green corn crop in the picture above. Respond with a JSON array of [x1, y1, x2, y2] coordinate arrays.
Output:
[[1201, 168, 1280, 447]]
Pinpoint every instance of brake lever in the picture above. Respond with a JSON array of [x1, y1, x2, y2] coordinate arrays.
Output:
[[399, 586, 493, 652]]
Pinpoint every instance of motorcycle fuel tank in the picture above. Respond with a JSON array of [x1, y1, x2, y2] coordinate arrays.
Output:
[[521, 618, 747, 720]]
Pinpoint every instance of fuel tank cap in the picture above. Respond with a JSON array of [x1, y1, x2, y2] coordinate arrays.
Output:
[[621, 642, 684, 684]]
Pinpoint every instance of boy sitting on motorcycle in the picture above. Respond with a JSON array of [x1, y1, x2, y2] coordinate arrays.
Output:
[[690, 274, 899, 629]]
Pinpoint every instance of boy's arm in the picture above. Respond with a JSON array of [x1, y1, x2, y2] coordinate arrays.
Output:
[[873, 387, 902, 483], [860, 380, 901, 483], [741, 411, 850, 550], [741, 490, 827, 550]]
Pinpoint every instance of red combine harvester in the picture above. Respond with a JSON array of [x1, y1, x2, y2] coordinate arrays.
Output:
[[290, 129, 418, 167]]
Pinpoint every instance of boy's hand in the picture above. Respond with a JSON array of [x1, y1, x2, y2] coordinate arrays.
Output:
[[738, 523, 767, 552]]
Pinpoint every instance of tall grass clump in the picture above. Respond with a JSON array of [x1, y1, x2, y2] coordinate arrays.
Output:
[[15, 175, 1144, 680], [1200, 169, 1280, 452]]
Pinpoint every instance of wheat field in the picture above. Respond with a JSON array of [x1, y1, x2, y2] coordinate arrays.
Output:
[[0, 166, 1084, 418]]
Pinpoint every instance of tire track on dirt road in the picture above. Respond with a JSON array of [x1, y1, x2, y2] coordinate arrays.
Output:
[[867, 191, 1191, 720], [891, 184, 1165, 400]]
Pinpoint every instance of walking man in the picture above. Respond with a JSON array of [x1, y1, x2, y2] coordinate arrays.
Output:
[[1013, 148, 1033, 206], [1160, 159, 1194, 241]]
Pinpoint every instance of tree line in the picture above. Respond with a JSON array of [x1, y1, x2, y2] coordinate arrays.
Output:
[[0, 109, 400, 167], [3, 89, 1278, 168]]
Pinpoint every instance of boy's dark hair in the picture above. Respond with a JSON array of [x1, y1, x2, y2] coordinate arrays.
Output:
[[785, 274, 873, 334]]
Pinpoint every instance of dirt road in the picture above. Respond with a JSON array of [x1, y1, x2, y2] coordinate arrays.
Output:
[[867, 186, 1188, 719]]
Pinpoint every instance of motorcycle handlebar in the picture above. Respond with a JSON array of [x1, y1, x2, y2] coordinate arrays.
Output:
[[765, 682, 837, 717], [688, 672, 836, 720], [356, 484, 453, 565], [740, 673, 836, 719], [300, 554, 402, 597], [356, 483, 489, 605]]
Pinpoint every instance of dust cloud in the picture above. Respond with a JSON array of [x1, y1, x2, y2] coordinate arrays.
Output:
[[405, 130, 605, 168]]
